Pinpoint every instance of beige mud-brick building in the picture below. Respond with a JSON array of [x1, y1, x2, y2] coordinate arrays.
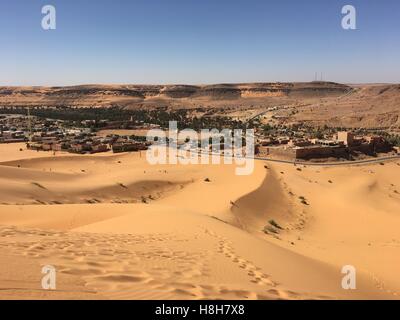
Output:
[[337, 131, 354, 146]]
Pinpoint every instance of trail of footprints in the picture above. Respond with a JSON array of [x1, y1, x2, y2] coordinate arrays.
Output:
[[217, 238, 278, 287], [0, 225, 325, 300], [206, 228, 319, 300]]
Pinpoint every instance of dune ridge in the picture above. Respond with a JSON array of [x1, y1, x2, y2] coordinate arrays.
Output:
[[0, 143, 399, 299]]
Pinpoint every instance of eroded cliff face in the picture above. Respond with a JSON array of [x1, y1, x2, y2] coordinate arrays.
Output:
[[1, 82, 399, 128], [0, 82, 350, 107]]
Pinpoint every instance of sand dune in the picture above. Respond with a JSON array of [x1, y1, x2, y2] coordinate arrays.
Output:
[[230, 168, 295, 233], [264, 162, 400, 294], [0, 144, 399, 299], [0, 205, 392, 300]]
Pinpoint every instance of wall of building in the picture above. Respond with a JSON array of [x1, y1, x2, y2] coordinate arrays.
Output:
[[257, 146, 296, 160], [295, 146, 348, 160]]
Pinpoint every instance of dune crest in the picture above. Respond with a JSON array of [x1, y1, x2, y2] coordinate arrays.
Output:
[[0, 143, 399, 299]]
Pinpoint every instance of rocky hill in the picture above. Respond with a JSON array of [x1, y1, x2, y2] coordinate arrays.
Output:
[[0, 82, 350, 108], [1, 82, 398, 128], [290, 84, 400, 128]]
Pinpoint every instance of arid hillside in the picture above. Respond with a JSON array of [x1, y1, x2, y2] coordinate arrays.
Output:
[[288, 84, 400, 129], [0, 82, 350, 109], [1, 82, 399, 128]]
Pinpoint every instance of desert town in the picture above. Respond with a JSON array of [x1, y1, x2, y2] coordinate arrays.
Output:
[[0, 113, 149, 154], [0, 110, 399, 161], [0, 83, 400, 301], [0, 84, 399, 302], [1, 0, 400, 305], [4, 0, 400, 305], [256, 131, 398, 160]]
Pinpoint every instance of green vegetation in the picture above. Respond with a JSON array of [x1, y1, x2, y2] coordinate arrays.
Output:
[[386, 134, 400, 147], [0, 107, 244, 131]]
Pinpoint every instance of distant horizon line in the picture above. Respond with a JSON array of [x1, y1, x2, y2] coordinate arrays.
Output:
[[0, 81, 399, 88]]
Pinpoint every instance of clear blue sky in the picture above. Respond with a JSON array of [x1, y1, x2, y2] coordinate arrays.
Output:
[[1, 0, 399, 85]]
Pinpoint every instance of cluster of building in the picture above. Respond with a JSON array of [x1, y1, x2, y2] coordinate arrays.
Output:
[[0, 115, 29, 143], [28, 132, 106, 154], [2, 112, 397, 161], [256, 131, 395, 160], [0, 114, 149, 154], [0, 114, 65, 143], [27, 133, 149, 154], [0, 130, 27, 143]]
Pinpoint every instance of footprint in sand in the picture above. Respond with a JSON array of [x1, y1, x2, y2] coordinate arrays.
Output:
[[216, 238, 277, 287], [202, 228, 313, 300]]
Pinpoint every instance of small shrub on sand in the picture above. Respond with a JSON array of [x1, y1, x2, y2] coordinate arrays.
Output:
[[269, 219, 283, 230], [299, 196, 309, 205], [263, 225, 279, 234], [204, 178, 211, 182]]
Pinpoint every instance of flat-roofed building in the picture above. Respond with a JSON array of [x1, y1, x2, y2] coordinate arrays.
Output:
[[337, 131, 354, 146]]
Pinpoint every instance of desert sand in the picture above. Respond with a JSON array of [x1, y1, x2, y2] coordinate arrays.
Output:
[[0, 143, 399, 300]]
